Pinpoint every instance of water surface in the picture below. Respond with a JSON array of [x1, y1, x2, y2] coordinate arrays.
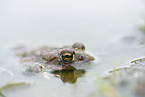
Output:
[[0, 0, 145, 97]]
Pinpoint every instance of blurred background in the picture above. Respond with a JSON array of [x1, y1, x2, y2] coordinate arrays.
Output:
[[0, 0, 145, 97], [0, 0, 144, 46], [0, 0, 145, 66]]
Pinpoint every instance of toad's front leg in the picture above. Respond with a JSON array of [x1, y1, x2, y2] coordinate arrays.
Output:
[[23, 63, 43, 74]]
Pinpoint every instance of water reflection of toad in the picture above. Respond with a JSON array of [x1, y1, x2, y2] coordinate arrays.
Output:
[[51, 66, 86, 83]]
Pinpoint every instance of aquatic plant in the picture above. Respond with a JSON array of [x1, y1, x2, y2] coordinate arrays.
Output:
[[140, 22, 145, 33], [88, 72, 121, 97], [139, 15, 145, 32], [0, 82, 30, 97], [138, 17, 145, 45]]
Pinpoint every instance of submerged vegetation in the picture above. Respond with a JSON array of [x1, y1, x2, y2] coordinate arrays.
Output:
[[90, 75, 121, 97], [140, 18, 145, 33], [139, 17, 145, 45], [102, 57, 145, 97], [141, 26, 145, 33]]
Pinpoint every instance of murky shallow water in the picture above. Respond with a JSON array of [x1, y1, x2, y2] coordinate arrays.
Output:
[[0, 0, 145, 97]]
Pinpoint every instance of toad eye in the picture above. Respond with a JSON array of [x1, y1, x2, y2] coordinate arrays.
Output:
[[61, 53, 73, 63]]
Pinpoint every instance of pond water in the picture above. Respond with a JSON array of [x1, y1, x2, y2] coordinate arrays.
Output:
[[0, 0, 145, 97]]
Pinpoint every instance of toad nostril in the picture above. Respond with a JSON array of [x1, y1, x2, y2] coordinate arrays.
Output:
[[79, 56, 84, 60]]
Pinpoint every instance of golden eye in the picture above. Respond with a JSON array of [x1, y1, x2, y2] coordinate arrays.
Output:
[[61, 53, 73, 63]]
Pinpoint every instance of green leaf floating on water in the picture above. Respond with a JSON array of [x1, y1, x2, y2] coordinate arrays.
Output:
[[131, 58, 145, 63], [0, 68, 13, 97], [0, 68, 14, 88], [0, 68, 30, 97], [0, 82, 31, 97]]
